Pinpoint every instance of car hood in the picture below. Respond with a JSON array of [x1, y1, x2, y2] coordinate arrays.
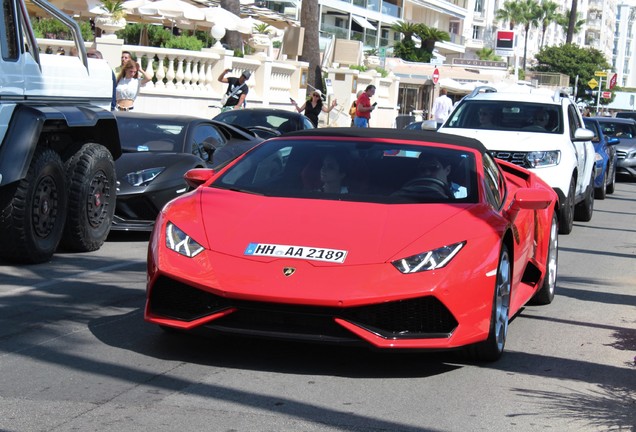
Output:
[[439, 128, 571, 151], [197, 188, 477, 265], [615, 137, 636, 152]]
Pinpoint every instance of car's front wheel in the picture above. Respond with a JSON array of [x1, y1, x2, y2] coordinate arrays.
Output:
[[574, 172, 594, 222], [606, 163, 616, 194], [531, 213, 558, 305], [594, 170, 607, 200], [466, 244, 511, 362]]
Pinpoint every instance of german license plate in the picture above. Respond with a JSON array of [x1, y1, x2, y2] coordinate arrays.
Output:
[[244, 243, 347, 263]]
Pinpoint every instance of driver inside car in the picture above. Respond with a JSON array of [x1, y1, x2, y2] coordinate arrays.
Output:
[[409, 154, 467, 199]]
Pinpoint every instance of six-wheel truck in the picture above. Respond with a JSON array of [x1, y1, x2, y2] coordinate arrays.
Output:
[[0, 0, 121, 263]]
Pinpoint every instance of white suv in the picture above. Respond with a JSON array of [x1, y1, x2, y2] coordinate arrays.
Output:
[[438, 86, 596, 234]]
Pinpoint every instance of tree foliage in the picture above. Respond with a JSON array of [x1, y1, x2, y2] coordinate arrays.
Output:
[[390, 21, 449, 63], [476, 47, 502, 61], [532, 44, 611, 100]]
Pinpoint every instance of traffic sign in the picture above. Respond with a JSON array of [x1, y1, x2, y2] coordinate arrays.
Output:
[[594, 71, 607, 77], [432, 68, 439, 84], [588, 78, 598, 89], [602, 91, 612, 99]]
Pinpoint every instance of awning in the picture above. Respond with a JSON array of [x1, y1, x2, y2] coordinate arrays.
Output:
[[351, 15, 376, 31]]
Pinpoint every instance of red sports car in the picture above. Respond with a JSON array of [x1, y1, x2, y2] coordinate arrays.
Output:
[[145, 128, 559, 361]]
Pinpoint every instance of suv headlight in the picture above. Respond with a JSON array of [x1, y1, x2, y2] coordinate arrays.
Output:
[[392, 241, 465, 274], [166, 222, 204, 258], [526, 151, 560, 168]]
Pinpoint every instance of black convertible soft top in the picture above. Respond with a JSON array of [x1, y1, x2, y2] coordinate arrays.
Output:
[[281, 127, 489, 154]]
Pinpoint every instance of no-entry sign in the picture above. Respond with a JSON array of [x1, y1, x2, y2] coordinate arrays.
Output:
[[433, 68, 439, 84]]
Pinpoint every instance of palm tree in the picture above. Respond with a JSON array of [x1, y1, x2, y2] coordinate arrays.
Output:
[[220, 0, 241, 51], [566, 0, 578, 43], [299, 1, 321, 95], [476, 47, 502, 61], [557, 9, 585, 39], [538, 0, 560, 48], [417, 24, 450, 53], [495, 1, 522, 29], [496, 0, 541, 71], [390, 21, 420, 43]]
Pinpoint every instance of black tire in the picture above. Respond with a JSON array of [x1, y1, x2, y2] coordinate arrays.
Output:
[[530, 213, 558, 305], [594, 170, 607, 200], [574, 173, 594, 222], [606, 164, 616, 194], [558, 178, 575, 235], [466, 244, 511, 362], [60, 143, 116, 252], [0, 149, 68, 263]]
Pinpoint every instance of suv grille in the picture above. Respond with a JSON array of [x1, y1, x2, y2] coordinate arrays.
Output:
[[616, 150, 627, 160], [491, 151, 529, 168]]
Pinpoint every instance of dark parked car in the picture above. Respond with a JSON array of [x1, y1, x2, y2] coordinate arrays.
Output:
[[403, 120, 438, 130], [615, 111, 636, 121], [583, 117, 620, 199], [213, 108, 314, 139], [590, 117, 636, 180], [112, 112, 263, 231]]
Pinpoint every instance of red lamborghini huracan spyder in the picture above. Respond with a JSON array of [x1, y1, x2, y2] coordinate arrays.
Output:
[[145, 128, 559, 361]]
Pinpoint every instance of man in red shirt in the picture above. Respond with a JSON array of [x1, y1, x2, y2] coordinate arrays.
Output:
[[354, 85, 376, 127]]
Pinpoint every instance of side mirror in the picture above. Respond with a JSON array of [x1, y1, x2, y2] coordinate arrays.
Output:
[[506, 188, 555, 221], [184, 168, 215, 189], [607, 137, 621, 145], [573, 127, 595, 142]]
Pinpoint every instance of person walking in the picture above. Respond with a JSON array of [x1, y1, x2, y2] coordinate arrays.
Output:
[[349, 90, 363, 126], [354, 85, 376, 128], [291, 89, 337, 128], [430, 88, 453, 128], [218, 69, 251, 111]]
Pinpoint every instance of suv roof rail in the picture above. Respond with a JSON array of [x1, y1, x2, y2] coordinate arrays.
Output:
[[467, 86, 498, 99]]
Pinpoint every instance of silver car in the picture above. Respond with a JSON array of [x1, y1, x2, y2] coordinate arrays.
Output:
[[591, 117, 636, 180]]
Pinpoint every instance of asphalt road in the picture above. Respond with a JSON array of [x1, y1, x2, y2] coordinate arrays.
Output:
[[1, 183, 634, 432]]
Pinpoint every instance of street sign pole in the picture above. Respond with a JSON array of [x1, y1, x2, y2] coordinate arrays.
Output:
[[596, 76, 603, 114]]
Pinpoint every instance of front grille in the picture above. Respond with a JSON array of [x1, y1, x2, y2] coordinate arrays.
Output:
[[116, 195, 159, 221], [491, 151, 529, 167], [149, 276, 458, 342], [616, 150, 627, 160]]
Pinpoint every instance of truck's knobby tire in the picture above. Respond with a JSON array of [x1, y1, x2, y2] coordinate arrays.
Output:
[[0, 149, 68, 263], [60, 143, 116, 252]]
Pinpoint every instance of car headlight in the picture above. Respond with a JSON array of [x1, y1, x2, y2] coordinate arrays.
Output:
[[125, 167, 165, 186], [525, 151, 560, 168], [392, 241, 465, 274], [165, 222, 204, 258], [627, 151, 636, 159]]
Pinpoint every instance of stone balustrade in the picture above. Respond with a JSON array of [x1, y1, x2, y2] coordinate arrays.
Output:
[[36, 37, 400, 127]]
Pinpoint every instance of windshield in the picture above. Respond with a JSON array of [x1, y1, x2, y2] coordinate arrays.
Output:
[[213, 138, 478, 204], [117, 117, 186, 152], [597, 120, 636, 139], [446, 101, 563, 134]]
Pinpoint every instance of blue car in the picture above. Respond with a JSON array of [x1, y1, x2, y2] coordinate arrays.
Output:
[[583, 117, 620, 199]]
